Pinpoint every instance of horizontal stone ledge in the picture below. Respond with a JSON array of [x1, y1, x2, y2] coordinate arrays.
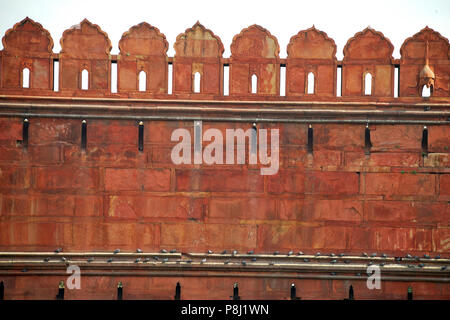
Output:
[[0, 267, 448, 283], [0, 112, 448, 125], [1, 101, 450, 117], [1, 95, 450, 108]]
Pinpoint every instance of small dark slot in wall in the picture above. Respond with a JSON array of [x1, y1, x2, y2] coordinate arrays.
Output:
[[174, 282, 181, 300], [307, 125, 313, 153], [81, 120, 87, 150], [422, 126, 428, 155], [364, 125, 372, 154], [138, 121, 144, 151], [22, 119, 29, 149]]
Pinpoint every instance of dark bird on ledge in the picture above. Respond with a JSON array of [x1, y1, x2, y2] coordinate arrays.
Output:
[[54, 248, 62, 254], [338, 253, 345, 257], [87, 257, 94, 263], [135, 258, 140, 263], [273, 251, 279, 255], [362, 252, 368, 257], [241, 261, 247, 266], [113, 249, 120, 254], [162, 258, 169, 263], [207, 250, 213, 254], [248, 250, 254, 254], [330, 253, 335, 257], [303, 258, 310, 262], [107, 258, 113, 263], [423, 254, 430, 259], [441, 266, 447, 271], [251, 257, 257, 262], [160, 249, 167, 253], [43, 257, 50, 262], [170, 249, 177, 253], [221, 250, 227, 254], [136, 249, 142, 253], [61, 257, 66, 262], [371, 253, 377, 257], [330, 260, 337, 264], [435, 254, 441, 259], [381, 253, 387, 258]]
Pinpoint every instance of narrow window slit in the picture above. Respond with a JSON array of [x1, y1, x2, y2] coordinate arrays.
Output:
[[111, 61, 117, 93], [81, 120, 87, 150], [168, 63, 173, 95], [194, 72, 201, 93], [233, 282, 240, 300], [81, 69, 89, 90], [422, 126, 428, 156], [174, 282, 181, 300], [251, 74, 257, 94], [138, 121, 144, 151], [365, 124, 372, 154], [394, 65, 399, 98], [280, 65, 286, 96], [307, 125, 313, 153], [223, 65, 229, 96], [139, 70, 146, 92], [22, 68, 30, 88], [22, 118, 29, 149], [251, 123, 257, 155], [364, 73, 372, 95], [53, 60, 59, 92], [307, 72, 314, 94], [337, 66, 342, 97]]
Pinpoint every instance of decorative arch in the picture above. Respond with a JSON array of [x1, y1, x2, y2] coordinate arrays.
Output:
[[230, 24, 280, 59], [60, 19, 112, 58], [343, 27, 394, 62], [2, 17, 53, 54], [119, 22, 168, 57], [399, 26, 449, 97], [174, 22, 224, 58], [400, 26, 449, 60], [287, 26, 336, 60]]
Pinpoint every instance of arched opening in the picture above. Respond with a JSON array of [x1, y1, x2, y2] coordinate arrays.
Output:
[[194, 72, 201, 93], [364, 73, 372, 95], [22, 68, 30, 88], [251, 74, 257, 94], [138, 70, 147, 92], [421, 85, 431, 97], [81, 69, 89, 90], [307, 72, 315, 94]]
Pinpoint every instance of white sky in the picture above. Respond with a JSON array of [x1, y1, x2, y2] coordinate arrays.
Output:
[[0, 0, 449, 60]]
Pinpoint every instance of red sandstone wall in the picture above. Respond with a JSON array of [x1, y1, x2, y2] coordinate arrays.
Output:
[[0, 18, 449, 300], [1, 118, 448, 255], [0, 275, 448, 300]]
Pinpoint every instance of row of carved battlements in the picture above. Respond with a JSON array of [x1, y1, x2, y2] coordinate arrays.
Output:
[[0, 18, 449, 98]]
